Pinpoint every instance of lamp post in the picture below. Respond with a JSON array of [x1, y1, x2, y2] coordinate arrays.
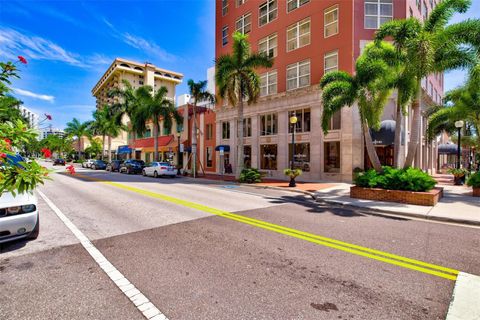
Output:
[[176, 130, 182, 175], [289, 113, 298, 187], [455, 120, 464, 169]]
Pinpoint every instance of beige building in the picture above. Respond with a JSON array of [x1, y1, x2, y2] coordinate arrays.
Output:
[[91, 58, 183, 159]]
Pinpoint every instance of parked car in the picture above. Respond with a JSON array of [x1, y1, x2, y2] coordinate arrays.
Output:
[[53, 158, 66, 166], [91, 160, 107, 170], [143, 162, 176, 178], [82, 159, 95, 168], [106, 160, 123, 172], [0, 191, 39, 244], [120, 159, 145, 174]]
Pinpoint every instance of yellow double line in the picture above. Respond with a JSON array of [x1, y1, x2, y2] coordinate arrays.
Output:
[[68, 173, 459, 281]]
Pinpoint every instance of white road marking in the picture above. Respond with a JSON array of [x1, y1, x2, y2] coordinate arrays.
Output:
[[446, 272, 480, 320], [37, 190, 169, 320]]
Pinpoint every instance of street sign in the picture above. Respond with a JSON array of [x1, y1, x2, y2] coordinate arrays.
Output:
[[180, 144, 184, 153]]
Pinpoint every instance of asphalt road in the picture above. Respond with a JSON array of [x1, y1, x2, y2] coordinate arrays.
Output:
[[1, 164, 479, 319]]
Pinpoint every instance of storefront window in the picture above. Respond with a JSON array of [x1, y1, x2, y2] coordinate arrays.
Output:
[[260, 144, 277, 170], [222, 122, 230, 139], [244, 145, 252, 168], [260, 113, 277, 136], [324, 141, 341, 173], [288, 108, 311, 133], [206, 147, 213, 167], [329, 111, 341, 130], [288, 143, 310, 172], [243, 118, 252, 137]]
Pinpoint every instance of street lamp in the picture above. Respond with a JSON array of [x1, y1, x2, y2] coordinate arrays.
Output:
[[455, 120, 464, 170], [289, 113, 298, 187], [176, 130, 182, 175]]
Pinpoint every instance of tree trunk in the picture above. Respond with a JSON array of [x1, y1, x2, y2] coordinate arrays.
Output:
[[154, 120, 159, 162], [102, 134, 106, 161], [78, 139, 81, 160], [363, 120, 383, 172], [236, 93, 244, 179], [108, 136, 112, 162], [404, 80, 422, 168], [393, 98, 403, 168], [192, 102, 197, 178]]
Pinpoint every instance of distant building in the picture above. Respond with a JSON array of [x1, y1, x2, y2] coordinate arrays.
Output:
[[17, 106, 39, 130], [92, 58, 183, 160], [40, 127, 65, 140]]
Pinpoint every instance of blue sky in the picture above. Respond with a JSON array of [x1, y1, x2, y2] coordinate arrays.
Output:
[[0, 0, 477, 130]]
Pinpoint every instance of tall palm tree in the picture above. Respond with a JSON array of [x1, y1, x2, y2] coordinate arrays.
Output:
[[375, 0, 477, 168], [215, 32, 273, 178], [133, 86, 182, 162], [320, 42, 396, 172], [65, 118, 92, 160], [104, 110, 126, 162], [90, 107, 109, 160], [187, 79, 215, 178]]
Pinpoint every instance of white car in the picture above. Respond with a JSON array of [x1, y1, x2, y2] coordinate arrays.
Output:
[[82, 159, 95, 168], [0, 192, 39, 244], [142, 162, 176, 178]]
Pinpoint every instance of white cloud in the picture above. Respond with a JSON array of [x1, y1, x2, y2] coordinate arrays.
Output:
[[0, 27, 81, 65], [122, 33, 177, 62], [13, 88, 55, 102]]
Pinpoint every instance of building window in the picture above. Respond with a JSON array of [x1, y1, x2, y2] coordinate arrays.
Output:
[[364, 0, 393, 29], [260, 144, 277, 170], [260, 113, 277, 136], [422, 0, 428, 19], [258, 33, 277, 58], [243, 118, 252, 137], [237, 0, 246, 6], [288, 108, 311, 133], [222, 0, 228, 16], [409, 7, 414, 17], [236, 13, 252, 34], [287, 0, 309, 13], [329, 110, 341, 130], [163, 126, 171, 136], [222, 122, 230, 139], [206, 124, 213, 140], [244, 145, 252, 168], [324, 50, 338, 74], [287, 60, 310, 91], [222, 26, 228, 46], [206, 147, 213, 167], [324, 141, 341, 173], [324, 5, 339, 38], [287, 18, 310, 51], [260, 70, 277, 96], [289, 143, 310, 172], [259, 0, 277, 27]]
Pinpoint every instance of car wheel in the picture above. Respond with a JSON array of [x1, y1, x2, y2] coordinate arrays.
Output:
[[92, 165, 96, 170], [27, 215, 39, 240], [154, 171, 158, 178]]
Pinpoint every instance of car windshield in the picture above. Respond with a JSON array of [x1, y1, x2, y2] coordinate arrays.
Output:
[[95, 160, 105, 164], [132, 160, 144, 165], [159, 162, 170, 166]]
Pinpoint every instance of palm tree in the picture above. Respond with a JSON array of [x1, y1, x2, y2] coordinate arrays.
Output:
[[133, 85, 182, 162], [187, 79, 215, 178], [109, 79, 140, 147], [65, 118, 92, 160], [104, 110, 126, 162], [375, 0, 477, 168], [320, 42, 396, 172], [90, 107, 109, 160], [215, 32, 273, 178]]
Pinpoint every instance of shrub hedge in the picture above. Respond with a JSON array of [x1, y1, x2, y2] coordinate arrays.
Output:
[[239, 168, 261, 183], [467, 171, 480, 188], [354, 166, 436, 192]]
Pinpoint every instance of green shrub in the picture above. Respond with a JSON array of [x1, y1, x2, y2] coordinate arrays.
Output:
[[354, 166, 436, 192], [239, 168, 261, 183], [447, 168, 468, 177], [467, 172, 480, 188]]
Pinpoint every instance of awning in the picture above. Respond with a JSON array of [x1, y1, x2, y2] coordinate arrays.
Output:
[[438, 144, 460, 155], [215, 145, 230, 152], [117, 145, 132, 154], [370, 120, 395, 146]]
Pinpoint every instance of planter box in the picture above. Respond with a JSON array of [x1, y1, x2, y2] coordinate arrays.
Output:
[[350, 186, 444, 206], [473, 188, 480, 197]]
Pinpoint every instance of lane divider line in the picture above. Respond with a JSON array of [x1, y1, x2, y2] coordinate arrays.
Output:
[[65, 173, 460, 281], [37, 189, 169, 320]]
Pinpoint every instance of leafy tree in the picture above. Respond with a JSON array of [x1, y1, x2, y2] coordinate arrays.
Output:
[[108, 79, 140, 145], [90, 107, 110, 160], [133, 86, 182, 161], [215, 32, 273, 178], [64, 118, 92, 160], [187, 79, 215, 177], [84, 138, 102, 159], [376, 0, 477, 168], [320, 42, 396, 172]]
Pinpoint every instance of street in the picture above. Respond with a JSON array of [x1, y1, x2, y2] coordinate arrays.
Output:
[[1, 165, 479, 320]]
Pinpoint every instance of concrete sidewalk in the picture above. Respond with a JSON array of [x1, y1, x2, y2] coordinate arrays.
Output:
[[313, 183, 480, 226]]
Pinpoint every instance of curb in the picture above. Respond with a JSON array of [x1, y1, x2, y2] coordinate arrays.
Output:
[[238, 183, 317, 198], [315, 197, 480, 227]]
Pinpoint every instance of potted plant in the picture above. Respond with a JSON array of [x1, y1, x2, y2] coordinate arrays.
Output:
[[284, 168, 302, 187], [447, 168, 468, 185], [466, 171, 480, 197]]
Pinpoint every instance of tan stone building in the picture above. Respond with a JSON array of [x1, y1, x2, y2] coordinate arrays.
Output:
[[91, 58, 183, 159]]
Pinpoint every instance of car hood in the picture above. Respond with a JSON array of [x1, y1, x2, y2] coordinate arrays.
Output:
[[0, 192, 38, 208]]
